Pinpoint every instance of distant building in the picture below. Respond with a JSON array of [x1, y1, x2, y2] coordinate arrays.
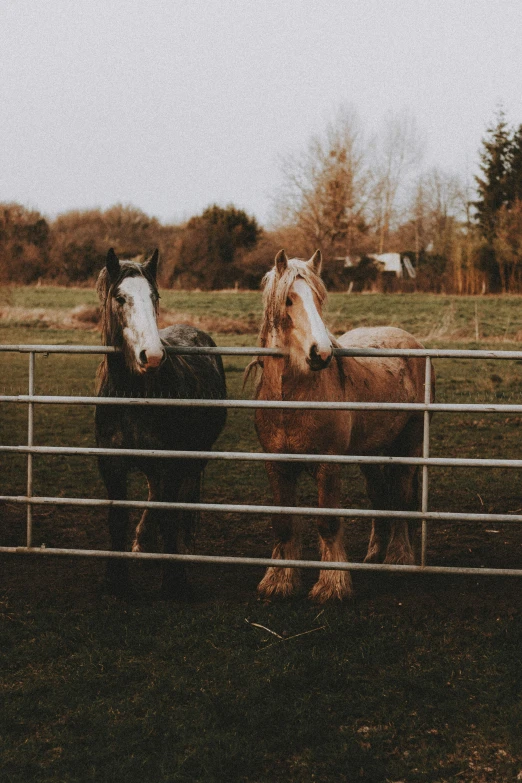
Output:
[[338, 253, 416, 292], [343, 253, 416, 279]]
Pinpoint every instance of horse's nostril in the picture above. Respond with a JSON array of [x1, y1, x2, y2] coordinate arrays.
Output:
[[310, 344, 318, 358], [139, 350, 147, 365]]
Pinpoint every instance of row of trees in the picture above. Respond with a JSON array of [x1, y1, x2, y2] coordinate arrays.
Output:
[[0, 203, 269, 289], [2, 106, 522, 292], [0, 204, 172, 285]]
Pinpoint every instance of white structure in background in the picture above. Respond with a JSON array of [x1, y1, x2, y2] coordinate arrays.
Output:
[[343, 253, 416, 279]]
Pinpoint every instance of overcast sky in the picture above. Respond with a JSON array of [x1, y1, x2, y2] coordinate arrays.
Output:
[[1, 0, 521, 226]]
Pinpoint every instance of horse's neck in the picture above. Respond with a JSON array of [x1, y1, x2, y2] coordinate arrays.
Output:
[[258, 355, 343, 401], [102, 354, 150, 397]]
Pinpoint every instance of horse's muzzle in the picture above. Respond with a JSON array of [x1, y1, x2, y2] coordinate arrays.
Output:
[[307, 344, 333, 371], [307, 354, 333, 371], [138, 348, 165, 372]]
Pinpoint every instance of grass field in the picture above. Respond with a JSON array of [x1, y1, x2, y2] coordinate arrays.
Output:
[[4, 284, 522, 341], [1, 290, 522, 782]]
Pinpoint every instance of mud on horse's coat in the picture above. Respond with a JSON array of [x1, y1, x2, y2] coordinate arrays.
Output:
[[95, 248, 227, 598], [252, 249, 434, 603]]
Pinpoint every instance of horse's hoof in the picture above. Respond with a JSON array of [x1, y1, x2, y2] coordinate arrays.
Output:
[[308, 573, 353, 604], [256, 586, 297, 603], [383, 548, 415, 566], [308, 588, 352, 604], [257, 566, 301, 601]]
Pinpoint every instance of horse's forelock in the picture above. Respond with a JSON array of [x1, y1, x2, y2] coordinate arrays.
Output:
[[97, 261, 159, 348], [97, 261, 159, 299], [259, 258, 327, 346]]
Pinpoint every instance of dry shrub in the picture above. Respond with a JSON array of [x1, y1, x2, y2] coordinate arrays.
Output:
[[0, 303, 253, 334], [158, 308, 256, 335], [0, 285, 12, 306], [68, 305, 100, 325], [0, 306, 55, 326], [0, 305, 100, 330]]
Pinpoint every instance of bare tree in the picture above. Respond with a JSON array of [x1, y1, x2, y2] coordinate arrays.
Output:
[[400, 167, 483, 293], [371, 111, 424, 253], [271, 105, 371, 261], [410, 167, 465, 255]]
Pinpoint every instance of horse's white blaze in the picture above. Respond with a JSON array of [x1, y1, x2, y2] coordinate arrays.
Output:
[[118, 276, 164, 371], [292, 278, 332, 362]]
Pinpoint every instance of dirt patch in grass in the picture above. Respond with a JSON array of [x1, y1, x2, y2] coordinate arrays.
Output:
[[158, 307, 257, 334], [0, 305, 257, 335], [0, 305, 101, 331]]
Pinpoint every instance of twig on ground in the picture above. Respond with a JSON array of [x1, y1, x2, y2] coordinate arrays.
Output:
[[244, 618, 283, 639]]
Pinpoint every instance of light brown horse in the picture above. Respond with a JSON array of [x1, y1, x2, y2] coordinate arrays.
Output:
[[252, 249, 433, 603]]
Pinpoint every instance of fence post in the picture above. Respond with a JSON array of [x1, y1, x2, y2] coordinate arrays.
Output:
[[421, 357, 432, 566], [26, 352, 35, 548]]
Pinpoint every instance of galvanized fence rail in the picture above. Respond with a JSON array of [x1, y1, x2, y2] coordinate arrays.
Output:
[[1, 343, 521, 578]]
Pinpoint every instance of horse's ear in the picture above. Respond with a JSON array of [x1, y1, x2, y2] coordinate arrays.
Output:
[[275, 249, 288, 276], [144, 248, 159, 280], [106, 248, 120, 283], [309, 249, 322, 276]]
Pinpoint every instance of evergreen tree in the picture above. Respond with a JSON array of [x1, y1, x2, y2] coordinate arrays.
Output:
[[475, 109, 513, 243], [506, 123, 522, 204]]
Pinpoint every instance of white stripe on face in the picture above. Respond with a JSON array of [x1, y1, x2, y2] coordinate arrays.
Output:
[[118, 276, 164, 372], [292, 278, 332, 362]]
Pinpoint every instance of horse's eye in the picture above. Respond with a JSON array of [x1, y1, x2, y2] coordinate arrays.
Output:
[[115, 296, 125, 306], [286, 297, 293, 307]]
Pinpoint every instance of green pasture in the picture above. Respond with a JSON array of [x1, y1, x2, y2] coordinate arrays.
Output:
[[6, 284, 522, 341], [1, 293, 522, 782]]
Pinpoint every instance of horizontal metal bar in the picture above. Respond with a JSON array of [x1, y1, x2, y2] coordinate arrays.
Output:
[[2, 494, 522, 524], [1, 545, 521, 576], [3, 343, 522, 360], [335, 347, 522, 360], [0, 344, 117, 354], [0, 344, 285, 356], [1, 444, 522, 470], [1, 394, 522, 413]]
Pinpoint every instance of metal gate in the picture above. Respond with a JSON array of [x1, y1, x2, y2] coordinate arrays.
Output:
[[1, 342, 522, 578]]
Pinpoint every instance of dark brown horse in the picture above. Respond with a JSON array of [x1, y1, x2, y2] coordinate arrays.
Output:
[[252, 250, 433, 603], [95, 248, 226, 598]]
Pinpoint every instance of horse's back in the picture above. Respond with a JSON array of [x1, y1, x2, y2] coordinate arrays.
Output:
[[160, 323, 226, 399], [337, 326, 428, 405], [337, 325, 423, 351], [160, 323, 218, 350]]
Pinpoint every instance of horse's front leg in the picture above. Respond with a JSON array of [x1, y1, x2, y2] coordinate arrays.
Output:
[[382, 464, 417, 565], [258, 462, 301, 600], [132, 477, 160, 554], [98, 458, 131, 597], [309, 464, 353, 603], [159, 469, 199, 601], [380, 417, 422, 565], [360, 464, 391, 563]]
